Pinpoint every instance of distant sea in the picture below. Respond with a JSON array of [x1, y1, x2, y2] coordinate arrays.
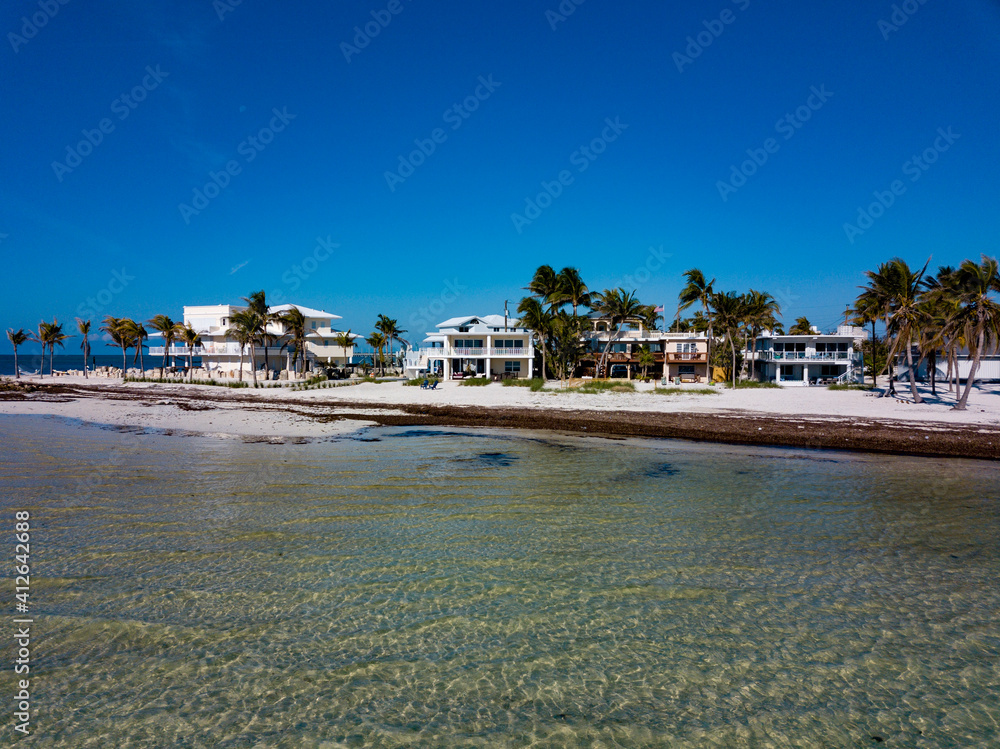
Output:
[[0, 353, 199, 376]]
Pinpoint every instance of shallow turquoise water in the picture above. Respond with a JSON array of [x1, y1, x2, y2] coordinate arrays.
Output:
[[1, 415, 999, 747]]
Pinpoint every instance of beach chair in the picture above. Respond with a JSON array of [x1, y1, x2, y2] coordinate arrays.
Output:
[[420, 379, 429, 389], [428, 380, 439, 390]]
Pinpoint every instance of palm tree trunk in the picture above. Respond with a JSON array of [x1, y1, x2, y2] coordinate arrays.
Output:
[[82, 342, 89, 379], [189, 347, 194, 382], [13, 347, 19, 379], [250, 342, 258, 387], [121, 344, 128, 381], [954, 330, 984, 411], [905, 338, 922, 403], [162, 340, 169, 373], [238, 346, 244, 383], [730, 336, 737, 389], [49, 345, 54, 377], [929, 350, 937, 396], [138, 343, 145, 374]]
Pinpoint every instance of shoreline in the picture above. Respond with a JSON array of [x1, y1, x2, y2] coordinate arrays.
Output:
[[2, 378, 999, 460]]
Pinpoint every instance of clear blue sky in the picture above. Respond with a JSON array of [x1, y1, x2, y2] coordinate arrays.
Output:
[[3, 0, 999, 351]]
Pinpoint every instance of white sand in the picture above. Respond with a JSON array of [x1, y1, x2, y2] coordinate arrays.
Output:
[[3, 375, 999, 435]]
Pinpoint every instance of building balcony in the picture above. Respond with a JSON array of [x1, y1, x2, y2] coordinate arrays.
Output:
[[666, 352, 707, 362], [759, 352, 858, 362]]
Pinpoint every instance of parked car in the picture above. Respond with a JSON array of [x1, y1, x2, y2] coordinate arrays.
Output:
[[609, 365, 628, 378]]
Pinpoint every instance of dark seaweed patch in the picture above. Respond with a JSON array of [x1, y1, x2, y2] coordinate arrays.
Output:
[[644, 462, 679, 478], [457, 452, 519, 468]]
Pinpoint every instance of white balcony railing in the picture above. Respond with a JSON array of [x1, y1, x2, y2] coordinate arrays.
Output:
[[761, 352, 859, 362]]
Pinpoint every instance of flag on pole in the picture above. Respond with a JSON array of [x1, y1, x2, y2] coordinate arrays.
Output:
[[653, 306, 664, 312]]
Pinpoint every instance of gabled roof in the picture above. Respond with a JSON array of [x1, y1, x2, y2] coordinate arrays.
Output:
[[268, 303, 342, 320]]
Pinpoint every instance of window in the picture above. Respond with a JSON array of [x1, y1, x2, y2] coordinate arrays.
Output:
[[678, 365, 695, 374], [676, 342, 696, 353], [311, 321, 317, 329], [505, 361, 521, 372]]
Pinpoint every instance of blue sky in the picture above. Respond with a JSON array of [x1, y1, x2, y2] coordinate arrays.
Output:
[[3, 0, 999, 351]]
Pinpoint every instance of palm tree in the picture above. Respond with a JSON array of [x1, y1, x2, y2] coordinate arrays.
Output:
[[947, 255, 1000, 411], [40, 319, 69, 377], [176, 324, 201, 381], [126, 320, 148, 374], [882, 258, 930, 403], [636, 345, 656, 380], [857, 259, 922, 398], [711, 291, 747, 389], [101, 316, 133, 380], [148, 315, 180, 373], [678, 269, 716, 378], [788, 316, 814, 336], [921, 266, 962, 395], [227, 310, 261, 385], [524, 265, 561, 307], [517, 297, 553, 380], [32, 321, 51, 377], [553, 267, 592, 315], [76, 318, 92, 378], [334, 330, 355, 368], [243, 290, 280, 373], [6, 328, 28, 379], [279, 306, 308, 376], [548, 309, 587, 385], [366, 331, 387, 376], [376, 315, 407, 373], [743, 290, 781, 380], [590, 288, 648, 377]]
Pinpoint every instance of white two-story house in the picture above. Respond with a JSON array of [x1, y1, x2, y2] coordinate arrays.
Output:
[[752, 325, 867, 386], [404, 315, 535, 380], [149, 303, 357, 377]]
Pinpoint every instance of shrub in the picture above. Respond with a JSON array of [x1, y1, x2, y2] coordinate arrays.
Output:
[[575, 380, 635, 394], [722, 381, 780, 389], [503, 377, 545, 392], [827, 383, 873, 391], [461, 377, 490, 386]]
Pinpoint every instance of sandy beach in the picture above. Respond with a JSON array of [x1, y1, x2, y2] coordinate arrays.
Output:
[[2, 375, 999, 458]]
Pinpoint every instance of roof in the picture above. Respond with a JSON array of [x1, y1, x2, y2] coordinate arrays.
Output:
[[435, 314, 520, 329], [268, 303, 342, 320]]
